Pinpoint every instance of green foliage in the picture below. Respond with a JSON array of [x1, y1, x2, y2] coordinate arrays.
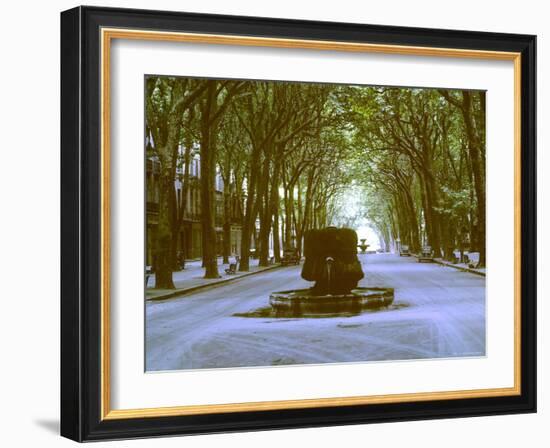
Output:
[[145, 76, 486, 275]]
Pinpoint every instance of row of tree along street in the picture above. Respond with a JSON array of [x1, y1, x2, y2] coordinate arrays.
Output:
[[146, 77, 486, 288]]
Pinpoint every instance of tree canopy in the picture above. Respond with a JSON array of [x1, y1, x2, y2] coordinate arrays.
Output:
[[145, 76, 486, 287]]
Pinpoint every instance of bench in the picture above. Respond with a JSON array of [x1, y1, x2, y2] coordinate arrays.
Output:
[[399, 245, 411, 256], [225, 256, 240, 275], [417, 246, 434, 263], [467, 257, 480, 269], [464, 253, 480, 269], [145, 265, 153, 287], [225, 263, 237, 275]]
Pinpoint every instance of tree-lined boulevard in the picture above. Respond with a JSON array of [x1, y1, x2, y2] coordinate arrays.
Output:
[[146, 78, 486, 289]]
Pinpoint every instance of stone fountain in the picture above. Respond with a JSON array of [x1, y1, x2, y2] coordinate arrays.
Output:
[[269, 227, 394, 317], [358, 238, 369, 253]]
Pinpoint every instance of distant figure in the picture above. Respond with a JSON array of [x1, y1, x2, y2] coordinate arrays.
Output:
[[177, 251, 186, 270], [301, 227, 364, 295], [225, 255, 239, 275]]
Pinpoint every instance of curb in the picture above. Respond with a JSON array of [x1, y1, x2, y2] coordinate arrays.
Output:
[[146, 263, 285, 301], [432, 258, 486, 277]]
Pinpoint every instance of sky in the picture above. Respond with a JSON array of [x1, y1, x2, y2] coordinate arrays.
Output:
[[330, 185, 381, 251]]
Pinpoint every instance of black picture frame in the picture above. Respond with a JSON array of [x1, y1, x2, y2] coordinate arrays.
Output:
[[61, 5, 536, 442]]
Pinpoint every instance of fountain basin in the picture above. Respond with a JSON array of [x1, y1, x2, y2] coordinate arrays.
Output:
[[269, 287, 394, 317]]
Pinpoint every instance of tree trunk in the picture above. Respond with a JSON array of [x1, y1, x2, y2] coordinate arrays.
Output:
[[153, 119, 181, 289], [270, 157, 282, 262], [170, 131, 193, 269], [419, 167, 441, 257], [239, 146, 261, 271], [222, 161, 232, 264], [273, 211, 281, 262], [283, 180, 295, 249], [200, 83, 220, 279], [403, 187, 420, 253], [239, 214, 253, 271], [222, 220, 231, 264], [257, 156, 271, 266], [295, 179, 304, 255], [462, 91, 486, 267], [155, 173, 176, 289]]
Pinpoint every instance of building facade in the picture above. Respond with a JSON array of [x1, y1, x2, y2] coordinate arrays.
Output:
[[146, 147, 243, 267]]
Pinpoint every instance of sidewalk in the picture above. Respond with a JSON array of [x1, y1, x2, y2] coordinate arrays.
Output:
[[146, 258, 283, 301], [433, 258, 486, 277]]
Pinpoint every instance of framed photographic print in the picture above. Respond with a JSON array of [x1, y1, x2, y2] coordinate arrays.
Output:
[[60, 6, 536, 442]]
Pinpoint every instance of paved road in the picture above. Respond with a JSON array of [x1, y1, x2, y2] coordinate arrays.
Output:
[[146, 253, 485, 371]]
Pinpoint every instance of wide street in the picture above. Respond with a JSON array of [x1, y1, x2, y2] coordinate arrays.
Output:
[[145, 253, 485, 371]]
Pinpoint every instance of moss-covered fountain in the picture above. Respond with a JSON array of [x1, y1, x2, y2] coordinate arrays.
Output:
[[269, 227, 394, 317]]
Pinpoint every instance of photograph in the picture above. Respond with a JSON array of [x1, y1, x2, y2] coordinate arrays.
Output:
[[144, 76, 487, 371], [57, 4, 537, 442]]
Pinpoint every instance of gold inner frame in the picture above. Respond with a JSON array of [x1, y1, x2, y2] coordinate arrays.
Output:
[[100, 27, 522, 421]]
